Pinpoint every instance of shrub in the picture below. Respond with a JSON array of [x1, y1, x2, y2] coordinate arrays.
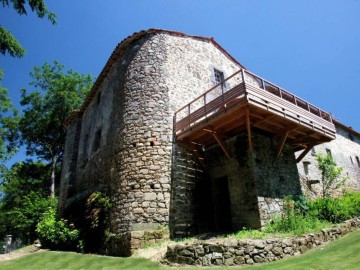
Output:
[[36, 207, 79, 251], [309, 191, 360, 223], [316, 153, 347, 198], [265, 195, 331, 235]]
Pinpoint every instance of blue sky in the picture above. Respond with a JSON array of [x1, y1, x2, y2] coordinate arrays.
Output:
[[1, 0, 360, 164]]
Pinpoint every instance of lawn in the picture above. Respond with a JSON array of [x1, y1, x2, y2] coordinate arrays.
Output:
[[0, 230, 359, 270]]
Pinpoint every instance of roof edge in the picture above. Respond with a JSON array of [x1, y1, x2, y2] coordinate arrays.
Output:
[[65, 29, 245, 126]]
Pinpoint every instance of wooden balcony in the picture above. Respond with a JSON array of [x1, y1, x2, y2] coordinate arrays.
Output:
[[174, 69, 336, 162]]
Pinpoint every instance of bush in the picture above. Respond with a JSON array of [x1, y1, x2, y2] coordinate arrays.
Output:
[[36, 207, 79, 251], [309, 191, 360, 223], [265, 195, 331, 235]]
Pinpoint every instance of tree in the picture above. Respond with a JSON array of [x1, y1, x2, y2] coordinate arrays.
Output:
[[19, 61, 93, 196], [316, 153, 347, 198], [0, 70, 18, 177], [0, 160, 54, 242], [1, 0, 56, 58]]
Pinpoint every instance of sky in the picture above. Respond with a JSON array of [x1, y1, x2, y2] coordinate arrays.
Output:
[[1, 0, 360, 165]]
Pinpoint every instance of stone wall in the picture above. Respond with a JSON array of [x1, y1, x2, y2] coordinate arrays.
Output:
[[205, 130, 301, 230], [164, 218, 360, 266], [60, 31, 243, 255], [296, 123, 360, 198]]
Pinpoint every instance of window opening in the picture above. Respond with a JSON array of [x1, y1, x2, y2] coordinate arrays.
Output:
[[356, 156, 360, 168], [93, 128, 102, 152], [350, 156, 354, 165], [214, 69, 225, 84], [303, 162, 310, 175], [326, 148, 332, 157], [311, 147, 316, 156], [96, 91, 101, 105]]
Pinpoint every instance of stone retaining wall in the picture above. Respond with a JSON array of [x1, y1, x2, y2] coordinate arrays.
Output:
[[164, 218, 360, 266]]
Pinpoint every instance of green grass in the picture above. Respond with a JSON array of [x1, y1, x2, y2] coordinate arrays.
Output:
[[0, 230, 359, 270]]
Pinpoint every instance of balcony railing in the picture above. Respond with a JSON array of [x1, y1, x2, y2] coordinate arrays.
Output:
[[174, 69, 334, 137]]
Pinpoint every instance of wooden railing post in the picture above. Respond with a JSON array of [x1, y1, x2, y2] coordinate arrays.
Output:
[[204, 94, 207, 118], [188, 104, 191, 129], [173, 113, 177, 133], [241, 68, 245, 83]]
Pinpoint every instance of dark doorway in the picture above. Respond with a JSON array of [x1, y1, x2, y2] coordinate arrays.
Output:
[[212, 176, 232, 232]]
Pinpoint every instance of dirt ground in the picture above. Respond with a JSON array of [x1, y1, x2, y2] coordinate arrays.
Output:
[[0, 245, 42, 262]]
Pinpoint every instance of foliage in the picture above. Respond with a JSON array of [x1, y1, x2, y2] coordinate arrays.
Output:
[[309, 191, 360, 223], [230, 228, 267, 240], [0, 0, 56, 58], [85, 192, 112, 229], [0, 70, 18, 177], [36, 206, 79, 251], [0, 160, 53, 243], [0, 230, 359, 269], [18, 61, 93, 196], [80, 192, 112, 252], [316, 153, 347, 198], [265, 195, 331, 236], [10, 192, 56, 242]]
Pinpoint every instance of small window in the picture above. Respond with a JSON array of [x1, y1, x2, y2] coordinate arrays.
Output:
[[356, 156, 360, 168], [326, 148, 332, 157], [303, 162, 310, 175], [350, 156, 354, 165], [93, 128, 102, 152], [311, 147, 316, 156], [348, 133, 354, 141], [214, 68, 225, 84]]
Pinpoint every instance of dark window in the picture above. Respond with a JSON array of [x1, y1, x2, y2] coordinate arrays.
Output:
[[303, 162, 310, 175], [326, 148, 332, 157], [311, 147, 316, 156], [356, 156, 360, 168], [350, 156, 354, 165], [93, 128, 102, 152], [214, 69, 225, 84]]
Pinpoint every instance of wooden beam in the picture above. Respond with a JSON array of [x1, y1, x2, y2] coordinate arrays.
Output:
[[203, 128, 231, 159], [296, 145, 313, 163], [212, 132, 231, 159], [276, 131, 289, 157], [253, 115, 275, 126], [246, 109, 253, 150]]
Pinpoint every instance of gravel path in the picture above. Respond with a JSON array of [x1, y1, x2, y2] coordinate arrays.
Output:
[[0, 246, 42, 262]]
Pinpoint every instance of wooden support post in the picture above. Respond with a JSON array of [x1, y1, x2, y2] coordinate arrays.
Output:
[[241, 68, 245, 82], [296, 145, 313, 163], [212, 132, 231, 159], [203, 128, 231, 159], [276, 131, 289, 158], [246, 109, 253, 151]]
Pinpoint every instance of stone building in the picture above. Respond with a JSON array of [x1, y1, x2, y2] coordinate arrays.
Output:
[[59, 29, 360, 256]]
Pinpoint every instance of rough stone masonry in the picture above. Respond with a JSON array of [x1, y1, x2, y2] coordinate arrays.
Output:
[[59, 29, 360, 256]]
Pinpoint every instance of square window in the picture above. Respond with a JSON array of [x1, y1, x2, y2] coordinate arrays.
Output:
[[214, 69, 225, 84]]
